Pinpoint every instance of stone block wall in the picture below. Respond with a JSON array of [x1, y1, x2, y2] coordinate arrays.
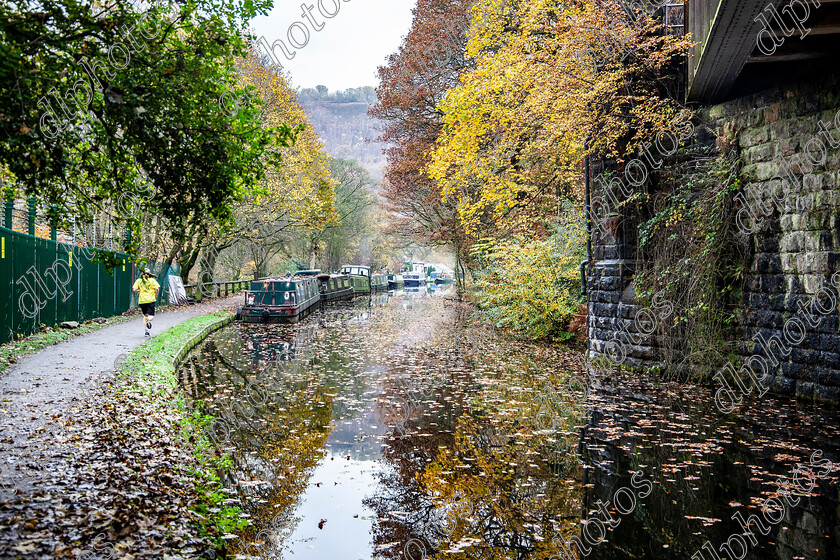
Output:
[[587, 75, 840, 403]]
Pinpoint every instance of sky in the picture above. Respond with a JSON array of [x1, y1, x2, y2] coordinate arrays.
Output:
[[249, 0, 416, 92]]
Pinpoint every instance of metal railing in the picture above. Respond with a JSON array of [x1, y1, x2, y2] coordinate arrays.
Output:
[[183, 280, 250, 300], [3, 198, 129, 249], [664, 2, 685, 36]]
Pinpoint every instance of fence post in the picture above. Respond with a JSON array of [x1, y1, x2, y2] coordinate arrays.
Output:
[[49, 205, 57, 242], [3, 199, 12, 229], [27, 198, 36, 236]]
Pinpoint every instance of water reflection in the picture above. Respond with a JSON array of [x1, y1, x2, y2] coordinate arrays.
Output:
[[179, 289, 840, 560], [579, 377, 840, 560]]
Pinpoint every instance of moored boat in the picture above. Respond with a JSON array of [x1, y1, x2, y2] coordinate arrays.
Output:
[[341, 265, 373, 295], [387, 274, 404, 290], [403, 271, 426, 286], [317, 273, 354, 302], [434, 272, 455, 284], [238, 275, 320, 323]]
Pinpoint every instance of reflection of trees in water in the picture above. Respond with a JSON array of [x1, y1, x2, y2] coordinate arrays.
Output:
[[178, 298, 591, 559], [177, 327, 336, 558], [579, 381, 840, 560], [366, 357, 585, 560], [367, 419, 584, 559], [178, 313, 389, 558]]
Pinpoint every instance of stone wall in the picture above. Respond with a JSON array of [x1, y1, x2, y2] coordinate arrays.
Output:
[[587, 75, 840, 403]]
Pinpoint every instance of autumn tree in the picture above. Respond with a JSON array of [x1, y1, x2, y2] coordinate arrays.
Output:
[[202, 48, 337, 279], [370, 0, 475, 293], [314, 159, 378, 272], [428, 0, 692, 236], [138, 46, 337, 283], [0, 0, 297, 259]]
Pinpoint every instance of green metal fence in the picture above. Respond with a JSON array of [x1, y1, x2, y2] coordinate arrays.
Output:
[[0, 225, 177, 345]]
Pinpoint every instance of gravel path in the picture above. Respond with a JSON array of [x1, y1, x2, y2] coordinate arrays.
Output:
[[0, 295, 241, 506]]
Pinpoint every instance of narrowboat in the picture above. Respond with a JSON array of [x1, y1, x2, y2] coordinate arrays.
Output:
[[238, 275, 320, 323], [403, 271, 426, 286], [341, 265, 374, 295], [317, 273, 354, 302], [340, 265, 387, 294], [371, 272, 388, 292], [434, 272, 455, 284], [387, 274, 404, 290]]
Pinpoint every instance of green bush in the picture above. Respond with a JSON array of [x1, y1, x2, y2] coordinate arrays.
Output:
[[470, 212, 585, 341]]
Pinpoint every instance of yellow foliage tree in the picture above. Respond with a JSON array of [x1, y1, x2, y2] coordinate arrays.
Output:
[[471, 202, 586, 340], [428, 0, 692, 235], [237, 51, 338, 230], [224, 50, 338, 274]]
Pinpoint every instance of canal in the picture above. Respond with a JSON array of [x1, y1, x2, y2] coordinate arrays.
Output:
[[178, 289, 840, 560]]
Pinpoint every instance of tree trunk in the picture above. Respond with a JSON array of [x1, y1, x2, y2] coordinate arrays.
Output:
[[178, 245, 201, 284], [453, 238, 464, 299], [203, 247, 218, 282], [309, 243, 318, 270], [146, 214, 162, 265]]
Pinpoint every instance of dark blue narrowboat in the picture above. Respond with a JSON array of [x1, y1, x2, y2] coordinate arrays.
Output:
[[238, 275, 320, 323], [403, 271, 426, 286]]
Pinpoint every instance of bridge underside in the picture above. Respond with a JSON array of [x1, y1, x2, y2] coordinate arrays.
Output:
[[688, 0, 840, 103]]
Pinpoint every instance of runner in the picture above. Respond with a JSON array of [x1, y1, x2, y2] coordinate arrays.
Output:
[[132, 268, 160, 337]]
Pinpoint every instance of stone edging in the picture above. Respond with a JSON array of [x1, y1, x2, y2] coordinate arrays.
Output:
[[172, 314, 234, 368]]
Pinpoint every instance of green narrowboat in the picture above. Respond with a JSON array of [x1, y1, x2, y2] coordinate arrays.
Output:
[[239, 275, 320, 323], [339, 265, 374, 295], [317, 273, 354, 302], [340, 265, 388, 294]]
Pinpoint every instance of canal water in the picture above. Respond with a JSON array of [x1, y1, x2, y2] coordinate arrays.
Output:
[[178, 289, 840, 560]]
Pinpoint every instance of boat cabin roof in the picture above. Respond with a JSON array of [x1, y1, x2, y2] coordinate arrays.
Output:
[[251, 276, 316, 291], [341, 265, 370, 276], [296, 269, 322, 276]]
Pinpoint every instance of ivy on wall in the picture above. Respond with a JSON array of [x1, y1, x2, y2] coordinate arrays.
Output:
[[632, 153, 750, 378]]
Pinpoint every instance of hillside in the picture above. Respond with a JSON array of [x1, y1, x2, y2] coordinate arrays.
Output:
[[298, 86, 386, 182]]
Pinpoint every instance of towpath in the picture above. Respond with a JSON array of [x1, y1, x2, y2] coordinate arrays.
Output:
[[0, 295, 241, 558]]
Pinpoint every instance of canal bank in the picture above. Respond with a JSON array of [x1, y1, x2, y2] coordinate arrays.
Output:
[[0, 295, 246, 559]]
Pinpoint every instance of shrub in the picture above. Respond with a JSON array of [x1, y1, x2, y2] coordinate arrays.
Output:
[[471, 211, 585, 341]]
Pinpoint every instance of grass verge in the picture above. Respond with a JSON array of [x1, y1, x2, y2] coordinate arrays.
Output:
[[113, 311, 248, 554]]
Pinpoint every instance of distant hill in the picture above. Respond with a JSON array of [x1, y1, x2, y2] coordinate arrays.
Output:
[[298, 86, 386, 182]]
